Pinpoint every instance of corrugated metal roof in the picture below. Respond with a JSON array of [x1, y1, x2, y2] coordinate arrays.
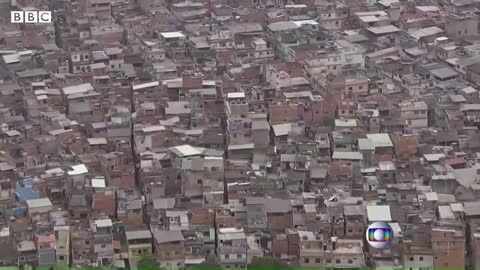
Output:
[[367, 205, 392, 221]]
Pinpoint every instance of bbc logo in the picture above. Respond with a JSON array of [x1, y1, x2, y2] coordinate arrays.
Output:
[[11, 11, 52, 24]]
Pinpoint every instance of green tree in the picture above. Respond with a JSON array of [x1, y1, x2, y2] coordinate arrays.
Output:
[[248, 257, 291, 270], [187, 261, 222, 270], [138, 255, 163, 270]]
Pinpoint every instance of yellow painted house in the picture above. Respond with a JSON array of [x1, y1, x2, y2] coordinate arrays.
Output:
[[125, 229, 153, 259]]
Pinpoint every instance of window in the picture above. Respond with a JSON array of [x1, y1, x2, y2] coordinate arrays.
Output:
[[359, 85, 363, 89], [348, 260, 353, 264], [304, 258, 310, 263], [419, 256, 423, 261], [315, 258, 321, 263], [225, 254, 230, 259], [326, 259, 332, 263], [410, 257, 414, 261], [101, 244, 106, 248], [59, 255, 65, 261], [336, 259, 341, 264], [237, 254, 242, 259]]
